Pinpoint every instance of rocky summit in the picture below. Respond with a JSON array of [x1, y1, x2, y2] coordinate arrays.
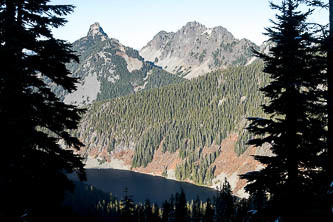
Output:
[[51, 23, 184, 106], [140, 21, 259, 79], [87, 22, 108, 40]]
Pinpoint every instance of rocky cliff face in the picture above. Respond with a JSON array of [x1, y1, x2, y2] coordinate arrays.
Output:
[[140, 21, 259, 79], [52, 23, 184, 106]]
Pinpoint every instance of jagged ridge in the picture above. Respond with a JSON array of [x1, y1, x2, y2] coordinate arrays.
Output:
[[140, 21, 259, 79], [52, 22, 185, 106]]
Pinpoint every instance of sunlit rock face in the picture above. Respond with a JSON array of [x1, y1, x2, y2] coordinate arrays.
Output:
[[51, 22, 183, 106], [140, 21, 259, 79]]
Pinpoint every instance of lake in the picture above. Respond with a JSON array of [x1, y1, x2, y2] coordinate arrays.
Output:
[[69, 168, 218, 205]]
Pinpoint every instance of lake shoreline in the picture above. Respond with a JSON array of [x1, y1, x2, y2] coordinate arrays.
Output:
[[70, 168, 218, 205]]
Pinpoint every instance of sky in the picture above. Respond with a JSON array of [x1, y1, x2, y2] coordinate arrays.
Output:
[[50, 0, 328, 50]]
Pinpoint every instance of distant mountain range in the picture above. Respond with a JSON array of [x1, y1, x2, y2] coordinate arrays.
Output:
[[53, 22, 264, 105], [52, 22, 184, 106], [140, 21, 259, 79]]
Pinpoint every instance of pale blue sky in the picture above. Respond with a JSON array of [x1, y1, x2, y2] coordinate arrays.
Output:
[[51, 0, 328, 49]]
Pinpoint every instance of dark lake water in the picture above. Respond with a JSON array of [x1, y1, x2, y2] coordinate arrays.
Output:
[[69, 168, 217, 205]]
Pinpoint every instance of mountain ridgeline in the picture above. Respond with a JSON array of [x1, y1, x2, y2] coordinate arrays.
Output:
[[140, 21, 259, 79], [73, 61, 270, 195], [52, 23, 184, 106]]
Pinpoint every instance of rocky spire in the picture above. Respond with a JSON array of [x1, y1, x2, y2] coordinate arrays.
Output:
[[87, 22, 108, 39]]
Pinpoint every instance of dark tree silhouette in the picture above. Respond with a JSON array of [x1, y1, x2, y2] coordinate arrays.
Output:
[[241, 0, 329, 221], [234, 198, 250, 222], [203, 198, 214, 222], [298, 0, 333, 211], [152, 203, 161, 222], [191, 196, 202, 222], [327, 2, 333, 208], [161, 200, 172, 222], [215, 178, 235, 222], [120, 187, 135, 222], [174, 188, 187, 222], [143, 199, 153, 222], [0, 0, 85, 220]]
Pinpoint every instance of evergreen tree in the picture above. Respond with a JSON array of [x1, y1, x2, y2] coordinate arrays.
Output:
[[241, 0, 329, 220], [0, 0, 85, 220], [161, 200, 172, 222], [191, 196, 201, 222], [328, 2, 333, 190], [215, 178, 235, 222], [174, 188, 187, 222], [120, 187, 135, 222], [246, 190, 267, 222], [298, 0, 333, 216], [143, 199, 153, 222], [152, 203, 161, 222], [203, 198, 214, 222], [233, 198, 250, 222], [132, 204, 141, 222]]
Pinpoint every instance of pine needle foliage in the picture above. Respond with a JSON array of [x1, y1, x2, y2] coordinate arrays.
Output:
[[0, 0, 85, 220], [241, 0, 329, 220]]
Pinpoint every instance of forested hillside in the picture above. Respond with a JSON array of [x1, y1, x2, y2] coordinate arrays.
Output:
[[74, 61, 269, 189]]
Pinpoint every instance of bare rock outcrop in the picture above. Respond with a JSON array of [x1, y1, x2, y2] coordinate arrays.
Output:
[[140, 21, 259, 79]]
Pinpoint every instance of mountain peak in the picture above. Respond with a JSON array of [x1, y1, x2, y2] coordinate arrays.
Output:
[[185, 21, 204, 27], [179, 21, 206, 35], [140, 21, 258, 79], [87, 22, 108, 38]]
